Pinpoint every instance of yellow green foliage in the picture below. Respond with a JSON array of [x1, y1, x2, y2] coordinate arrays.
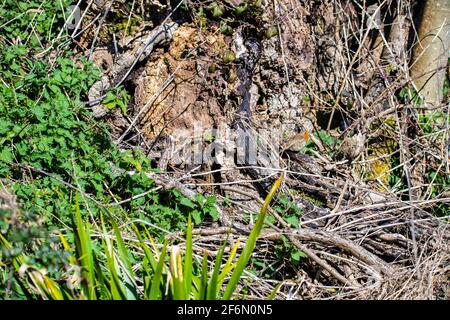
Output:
[[366, 141, 396, 189]]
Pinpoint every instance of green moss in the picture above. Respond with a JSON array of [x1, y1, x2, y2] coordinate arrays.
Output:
[[223, 50, 236, 63]]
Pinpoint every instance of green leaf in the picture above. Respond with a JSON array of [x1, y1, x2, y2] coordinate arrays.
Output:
[[317, 130, 333, 146], [73, 194, 97, 299], [207, 233, 229, 300], [180, 197, 195, 209], [223, 175, 283, 299], [183, 215, 193, 299], [211, 3, 224, 18], [235, 5, 247, 15], [195, 193, 205, 206], [267, 282, 282, 300], [111, 221, 138, 300], [0, 147, 14, 164], [207, 206, 219, 221], [102, 91, 117, 108], [198, 252, 209, 300], [191, 210, 202, 225], [149, 240, 168, 300], [170, 246, 186, 300], [290, 250, 307, 262], [284, 215, 299, 228]]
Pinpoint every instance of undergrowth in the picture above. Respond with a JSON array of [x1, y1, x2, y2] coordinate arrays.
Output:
[[0, 0, 232, 299]]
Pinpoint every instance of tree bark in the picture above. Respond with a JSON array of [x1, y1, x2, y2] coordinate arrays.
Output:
[[410, 0, 450, 108]]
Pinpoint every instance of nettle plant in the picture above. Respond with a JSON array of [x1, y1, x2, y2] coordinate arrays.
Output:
[[0, 0, 72, 46]]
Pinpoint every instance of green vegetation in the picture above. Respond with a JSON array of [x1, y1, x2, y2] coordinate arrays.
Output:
[[302, 129, 343, 157], [0, 176, 283, 299], [0, 41, 206, 232], [1, 0, 448, 301], [102, 87, 130, 115], [0, 0, 285, 300], [397, 86, 424, 105]]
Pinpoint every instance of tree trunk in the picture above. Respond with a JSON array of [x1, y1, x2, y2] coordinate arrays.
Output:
[[410, 0, 450, 108]]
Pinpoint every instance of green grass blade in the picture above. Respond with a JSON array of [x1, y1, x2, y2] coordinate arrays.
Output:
[[170, 246, 186, 300], [58, 231, 77, 265], [217, 239, 240, 288], [103, 236, 127, 300], [207, 234, 229, 300], [183, 215, 193, 299], [140, 246, 157, 299], [93, 258, 112, 299], [149, 240, 168, 300], [198, 252, 208, 300], [111, 220, 138, 300], [100, 214, 126, 300], [222, 175, 283, 300], [132, 225, 158, 298], [111, 221, 134, 276], [42, 277, 64, 300], [267, 282, 282, 300], [73, 194, 96, 299], [191, 275, 201, 299], [133, 225, 158, 271]]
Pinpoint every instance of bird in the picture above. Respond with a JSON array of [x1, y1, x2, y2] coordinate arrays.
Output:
[[281, 130, 311, 153], [336, 132, 366, 161]]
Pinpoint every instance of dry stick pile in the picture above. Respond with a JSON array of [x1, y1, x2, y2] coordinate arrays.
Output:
[[82, 0, 449, 299]]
